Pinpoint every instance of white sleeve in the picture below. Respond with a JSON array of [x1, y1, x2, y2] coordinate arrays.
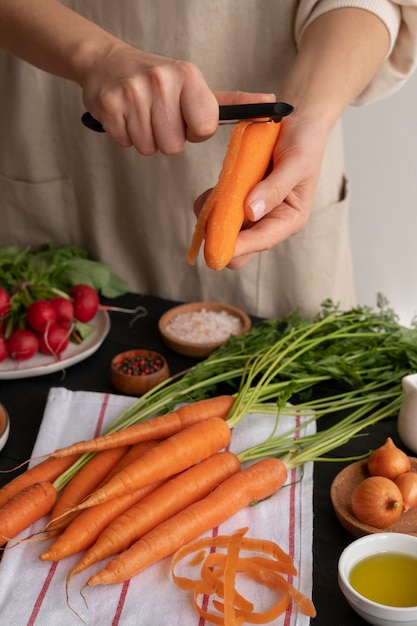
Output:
[[295, 1, 417, 105]]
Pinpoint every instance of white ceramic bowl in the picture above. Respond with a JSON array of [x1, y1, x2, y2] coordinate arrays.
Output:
[[338, 532, 417, 625]]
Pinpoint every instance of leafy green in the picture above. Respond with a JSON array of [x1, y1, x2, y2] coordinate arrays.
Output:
[[0, 244, 129, 297]]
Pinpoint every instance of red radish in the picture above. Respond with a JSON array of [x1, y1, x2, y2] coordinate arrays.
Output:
[[7, 329, 39, 361], [26, 300, 57, 333], [0, 337, 8, 362], [38, 323, 70, 356], [69, 284, 99, 322], [0, 288, 10, 319], [50, 297, 74, 323]]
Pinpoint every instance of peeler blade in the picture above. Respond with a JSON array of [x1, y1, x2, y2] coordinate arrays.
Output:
[[81, 101, 293, 133]]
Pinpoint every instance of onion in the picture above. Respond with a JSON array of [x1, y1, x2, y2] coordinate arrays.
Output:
[[367, 437, 411, 481], [351, 476, 403, 528], [395, 471, 417, 512]]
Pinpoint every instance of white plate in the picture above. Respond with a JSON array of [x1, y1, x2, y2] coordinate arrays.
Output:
[[0, 310, 110, 380]]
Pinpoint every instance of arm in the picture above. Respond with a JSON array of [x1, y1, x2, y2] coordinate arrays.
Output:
[[223, 8, 392, 269], [0, 0, 219, 154], [0, 0, 274, 155]]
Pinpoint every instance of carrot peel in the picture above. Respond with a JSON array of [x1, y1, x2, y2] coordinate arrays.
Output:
[[171, 526, 315, 625]]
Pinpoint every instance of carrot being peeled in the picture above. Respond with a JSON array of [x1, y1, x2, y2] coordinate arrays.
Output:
[[0, 481, 57, 547], [86, 457, 287, 586], [69, 450, 241, 576], [73, 417, 232, 512], [50, 395, 234, 458], [187, 119, 282, 271], [186, 121, 251, 265]]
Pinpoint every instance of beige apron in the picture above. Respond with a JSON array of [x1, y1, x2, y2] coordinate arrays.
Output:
[[0, 0, 355, 318]]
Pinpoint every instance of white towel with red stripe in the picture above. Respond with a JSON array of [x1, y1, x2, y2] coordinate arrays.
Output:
[[0, 387, 314, 625]]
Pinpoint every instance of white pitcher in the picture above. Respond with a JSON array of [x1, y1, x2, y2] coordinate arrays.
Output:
[[398, 373, 417, 453]]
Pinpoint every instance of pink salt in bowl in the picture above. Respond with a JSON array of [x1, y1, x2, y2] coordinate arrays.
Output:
[[158, 301, 252, 359]]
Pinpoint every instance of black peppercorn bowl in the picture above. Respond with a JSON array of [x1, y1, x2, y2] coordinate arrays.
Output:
[[110, 349, 170, 395]]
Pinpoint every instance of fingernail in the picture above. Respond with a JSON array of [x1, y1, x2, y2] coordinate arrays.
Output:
[[249, 199, 265, 221]]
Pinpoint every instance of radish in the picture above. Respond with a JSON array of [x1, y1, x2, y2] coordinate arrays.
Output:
[[38, 323, 70, 356], [0, 288, 10, 319], [7, 329, 39, 361], [0, 337, 8, 362], [69, 284, 99, 322], [26, 300, 57, 332], [51, 297, 74, 323]]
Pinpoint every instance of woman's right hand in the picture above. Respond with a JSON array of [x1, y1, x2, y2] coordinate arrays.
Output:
[[80, 43, 220, 155]]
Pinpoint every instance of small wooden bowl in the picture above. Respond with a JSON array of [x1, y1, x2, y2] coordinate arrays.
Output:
[[110, 349, 170, 396], [0, 404, 10, 452], [158, 301, 252, 359]]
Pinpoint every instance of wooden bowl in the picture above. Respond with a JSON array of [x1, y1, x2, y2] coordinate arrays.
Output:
[[0, 403, 10, 452], [331, 457, 417, 538], [110, 349, 170, 396], [158, 301, 252, 359]]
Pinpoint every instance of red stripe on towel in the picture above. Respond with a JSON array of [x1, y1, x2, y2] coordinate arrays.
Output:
[[26, 394, 111, 625]]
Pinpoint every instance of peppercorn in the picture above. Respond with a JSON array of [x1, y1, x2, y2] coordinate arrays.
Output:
[[114, 355, 164, 376]]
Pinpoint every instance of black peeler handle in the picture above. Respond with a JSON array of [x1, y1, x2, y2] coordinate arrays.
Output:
[[81, 102, 293, 133]]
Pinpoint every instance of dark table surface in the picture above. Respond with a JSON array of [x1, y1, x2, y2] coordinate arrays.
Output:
[[0, 293, 401, 625]]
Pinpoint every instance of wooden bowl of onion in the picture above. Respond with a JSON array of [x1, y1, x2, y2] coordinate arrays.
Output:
[[331, 437, 417, 537], [110, 349, 170, 396], [158, 302, 252, 359]]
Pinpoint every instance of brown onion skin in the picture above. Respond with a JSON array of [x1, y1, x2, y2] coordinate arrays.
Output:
[[395, 471, 417, 512], [351, 476, 403, 528], [367, 437, 411, 481]]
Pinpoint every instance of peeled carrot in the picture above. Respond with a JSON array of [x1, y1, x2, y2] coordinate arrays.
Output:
[[0, 481, 57, 547], [46, 445, 129, 535], [187, 119, 282, 270], [50, 395, 234, 458], [0, 453, 80, 509], [74, 417, 232, 512], [69, 451, 241, 576], [86, 457, 287, 586]]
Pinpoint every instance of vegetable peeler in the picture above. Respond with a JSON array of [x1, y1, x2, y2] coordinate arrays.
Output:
[[81, 102, 294, 133]]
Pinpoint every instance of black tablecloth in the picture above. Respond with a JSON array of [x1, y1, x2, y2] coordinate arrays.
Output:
[[0, 293, 400, 625]]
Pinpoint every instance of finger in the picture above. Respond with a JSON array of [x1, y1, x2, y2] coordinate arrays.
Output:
[[214, 90, 276, 107]]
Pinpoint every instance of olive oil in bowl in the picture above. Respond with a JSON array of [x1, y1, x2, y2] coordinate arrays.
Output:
[[349, 552, 417, 607]]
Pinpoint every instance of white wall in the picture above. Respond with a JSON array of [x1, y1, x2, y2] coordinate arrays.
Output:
[[343, 71, 417, 326]]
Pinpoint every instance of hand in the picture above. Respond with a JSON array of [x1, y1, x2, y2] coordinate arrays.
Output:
[[194, 110, 329, 269], [81, 42, 274, 156]]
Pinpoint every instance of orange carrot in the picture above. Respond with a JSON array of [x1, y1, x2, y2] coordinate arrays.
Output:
[[40, 481, 165, 563], [0, 481, 57, 547], [74, 417, 232, 512], [40, 441, 162, 562], [86, 457, 287, 586], [186, 121, 251, 265], [69, 451, 241, 575], [46, 445, 129, 535], [187, 119, 282, 270], [96, 440, 161, 485], [50, 395, 235, 458], [0, 453, 80, 509]]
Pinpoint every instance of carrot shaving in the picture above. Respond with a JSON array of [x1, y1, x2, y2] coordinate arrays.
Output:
[[171, 527, 316, 625]]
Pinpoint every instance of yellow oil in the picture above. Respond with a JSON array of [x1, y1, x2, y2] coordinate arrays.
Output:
[[349, 552, 417, 607]]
